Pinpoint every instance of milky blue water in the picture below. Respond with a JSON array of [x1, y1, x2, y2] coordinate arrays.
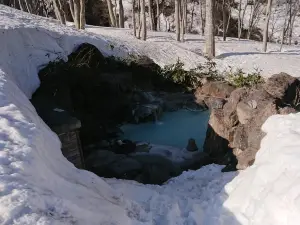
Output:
[[121, 110, 210, 149]]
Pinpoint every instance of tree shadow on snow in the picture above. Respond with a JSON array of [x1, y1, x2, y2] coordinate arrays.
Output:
[[216, 51, 300, 59]]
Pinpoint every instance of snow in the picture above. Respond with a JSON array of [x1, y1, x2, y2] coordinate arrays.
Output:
[[1, 4, 300, 225], [87, 26, 300, 78]]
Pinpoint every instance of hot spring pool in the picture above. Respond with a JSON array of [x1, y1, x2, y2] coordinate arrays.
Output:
[[121, 110, 210, 149]]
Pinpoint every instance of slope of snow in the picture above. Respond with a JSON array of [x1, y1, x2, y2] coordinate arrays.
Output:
[[1, 4, 300, 225], [87, 26, 300, 78]]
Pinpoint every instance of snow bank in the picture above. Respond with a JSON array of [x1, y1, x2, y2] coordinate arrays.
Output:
[[1, 4, 300, 225], [0, 6, 146, 225], [224, 112, 300, 224]]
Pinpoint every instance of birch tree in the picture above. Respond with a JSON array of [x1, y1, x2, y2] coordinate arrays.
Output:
[[222, 0, 226, 41], [149, 0, 155, 30], [175, 0, 180, 41], [119, 0, 125, 28], [138, 0, 142, 38], [73, 0, 81, 29], [141, 0, 147, 40], [204, 0, 215, 58], [79, 0, 85, 29], [132, 0, 137, 36], [69, 0, 75, 20], [155, 0, 160, 31], [53, 0, 66, 24], [238, 0, 242, 39], [106, 0, 116, 27], [262, 0, 272, 52], [200, 0, 205, 35]]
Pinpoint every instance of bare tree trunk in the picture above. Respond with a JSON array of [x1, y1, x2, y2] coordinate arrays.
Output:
[[238, 0, 242, 39], [225, 4, 231, 35], [175, 0, 180, 41], [114, 0, 119, 27], [18, 0, 26, 11], [180, 0, 185, 41], [69, 0, 75, 20], [149, 0, 155, 30], [190, 1, 195, 32], [79, 0, 85, 29], [141, 0, 147, 40], [106, 0, 116, 27], [184, 0, 187, 33], [262, 0, 272, 52], [133, 0, 137, 36], [119, 0, 125, 28], [53, 0, 66, 24], [58, 0, 67, 22], [280, 10, 288, 51], [205, 0, 215, 58], [73, 0, 80, 29], [24, 0, 32, 13], [138, 0, 142, 38], [156, 0, 160, 31], [222, 0, 226, 41], [200, 0, 205, 35]]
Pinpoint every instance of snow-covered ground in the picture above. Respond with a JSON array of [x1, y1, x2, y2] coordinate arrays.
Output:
[[1, 4, 300, 225], [87, 25, 300, 77]]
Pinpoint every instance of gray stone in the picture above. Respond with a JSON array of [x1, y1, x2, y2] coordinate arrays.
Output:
[[264, 73, 300, 105], [186, 138, 199, 152], [236, 102, 253, 124], [110, 158, 142, 176]]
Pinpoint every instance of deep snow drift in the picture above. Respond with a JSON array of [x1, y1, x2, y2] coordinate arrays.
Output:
[[1, 5, 300, 225]]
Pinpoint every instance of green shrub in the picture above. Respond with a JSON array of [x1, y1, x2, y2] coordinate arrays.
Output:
[[161, 59, 223, 90], [225, 67, 264, 87]]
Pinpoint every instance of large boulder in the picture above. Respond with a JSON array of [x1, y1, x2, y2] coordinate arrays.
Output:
[[263, 73, 300, 105], [203, 74, 299, 170], [195, 81, 235, 109]]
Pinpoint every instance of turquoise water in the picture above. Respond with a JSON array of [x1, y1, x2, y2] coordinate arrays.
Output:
[[121, 110, 210, 149]]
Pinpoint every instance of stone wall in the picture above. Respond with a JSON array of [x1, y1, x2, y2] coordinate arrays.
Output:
[[58, 130, 85, 169]]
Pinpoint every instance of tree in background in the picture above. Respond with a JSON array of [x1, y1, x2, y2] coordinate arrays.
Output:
[[141, 0, 147, 40], [262, 0, 272, 52], [204, 0, 215, 58], [132, 0, 137, 36], [200, 0, 206, 36], [106, 0, 116, 27], [53, 0, 66, 24], [175, 0, 180, 41], [119, 0, 125, 27]]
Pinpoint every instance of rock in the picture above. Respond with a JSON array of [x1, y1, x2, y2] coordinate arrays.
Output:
[[85, 150, 143, 179], [135, 143, 151, 153], [186, 138, 198, 152], [231, 125, 248, 149], [279, 107, 297, 114], [203, 73, 300, 170], [203, 124, 232, 164], [132, 103, 163, 123], [131, 154, 181, 184], [85, 150, 125, 170], [204, 97, 226, 109], [113, 139, 136, 154], [263, 73, 300, 105], [196, 81, 235, 100], [180, 152, 212, 170], [235, 147, 257, 170], [110, 158, 142, 176], [209, 109, 233, 140], [236, 102, 253, 124], [247, 100, 257, 109], [161, 92, 206, 111]]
